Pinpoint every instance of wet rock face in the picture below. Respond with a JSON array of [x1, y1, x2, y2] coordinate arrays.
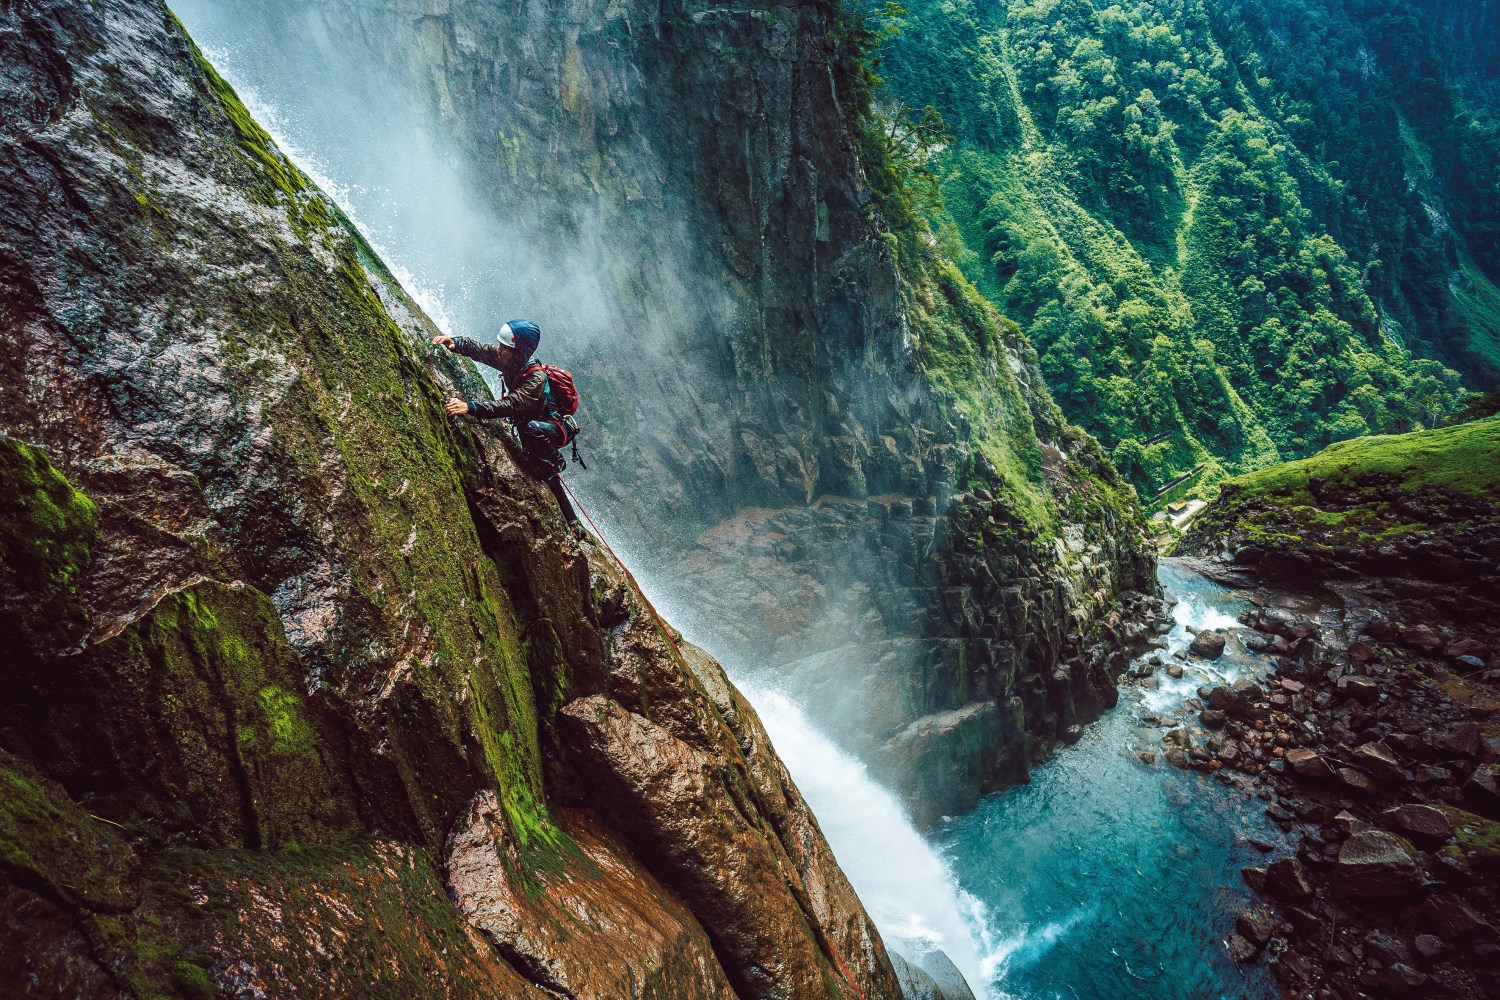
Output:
[[0, 2, 902, 996], [172, 0, 1158, 821]]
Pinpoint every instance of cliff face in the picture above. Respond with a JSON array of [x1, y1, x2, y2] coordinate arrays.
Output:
[[172, 0, 1158, 825], [0, 2, 904, 996]]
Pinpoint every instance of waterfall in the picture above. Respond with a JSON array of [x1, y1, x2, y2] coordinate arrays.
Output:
[[741, 684, 992, 991], [175, 22, 994, 996]]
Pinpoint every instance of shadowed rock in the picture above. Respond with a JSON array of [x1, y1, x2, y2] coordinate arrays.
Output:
[[1335, 831, 1423, 899]]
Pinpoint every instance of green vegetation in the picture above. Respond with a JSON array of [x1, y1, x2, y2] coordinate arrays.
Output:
[[831, 0, 1144, 540], [1186, 415, 1500, 553], [1224, 415, 1500, 499], [861, 0, 1498, 503], [0, 749, 138, 910], [0, 438, 99, 649], [1445, 806, 1500, 870]]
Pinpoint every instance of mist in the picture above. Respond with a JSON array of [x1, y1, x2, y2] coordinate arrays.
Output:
[[170, 1, 991, 993]]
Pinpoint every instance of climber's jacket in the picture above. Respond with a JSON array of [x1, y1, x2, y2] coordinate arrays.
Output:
[[452, 336, 549, 421]]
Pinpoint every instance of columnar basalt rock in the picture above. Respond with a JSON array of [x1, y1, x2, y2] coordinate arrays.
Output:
[[172, 0, 1158, 822], [0, 2, 902, 995]]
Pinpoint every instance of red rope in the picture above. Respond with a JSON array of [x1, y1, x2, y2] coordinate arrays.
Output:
[[827, 941, 870, 1000], [559, 477, 870, 1000], [560, 477, 688, 666]]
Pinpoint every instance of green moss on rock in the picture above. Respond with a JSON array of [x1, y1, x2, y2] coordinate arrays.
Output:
[[1185, 416, 1500, 558], [0, 749, 139, 913], [0, 438, 99, 650]]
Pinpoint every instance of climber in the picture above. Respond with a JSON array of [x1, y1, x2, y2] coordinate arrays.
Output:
[[434, 320, 586, 540]]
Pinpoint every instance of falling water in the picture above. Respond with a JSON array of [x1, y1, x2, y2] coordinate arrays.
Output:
[[738, 683, 993, 990], [927, 560, 1281, 1000]]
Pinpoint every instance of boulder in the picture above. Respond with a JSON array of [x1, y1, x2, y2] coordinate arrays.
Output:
[[1362, 963, 1428, 995], [1461, 764, 1500, 819], [1334, 810, 1372, 836], [1481, 734, 1500, 765], [1351, 743, 1406, 785], [1338, 676, 1380, 703], [1363, 929, 1412, 966], [1252, 608, 1300, 637], [1413, 934, 1444, 959], [1407, 892, 1495, 945], [1445, 638, 1489, 660], [1236, 910, 1277, 947], [1433, 723, 1481, 760], [1225, 933, 1259, 963], [1200, 709, 1227, 730], [1379, 804, 1453, 848], [1400, 624, 1445, 653], [1335, 831, 1423, 899], [1190, 631, 1228, 660], [1249, 633, 1292, 656], [1286, 748, 1337, 783], [1285, 907, 1322, 936], [1232, 679, 1266, 704], [1338, 768, 1377, 796], [1265, 857, 1314, 904]]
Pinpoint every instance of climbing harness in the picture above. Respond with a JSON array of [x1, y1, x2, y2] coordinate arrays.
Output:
[[556, 477, 871, 1000]]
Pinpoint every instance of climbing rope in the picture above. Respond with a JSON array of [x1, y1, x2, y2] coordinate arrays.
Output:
[[827, 944, 870, 1000], [558, 476, 870, 1000], [559, 477, 689, 667]]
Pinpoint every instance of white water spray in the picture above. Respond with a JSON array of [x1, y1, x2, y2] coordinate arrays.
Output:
[[742, 684, 992, 992], [205, 60, 461, 339], [1139, 591, 1249, 714]]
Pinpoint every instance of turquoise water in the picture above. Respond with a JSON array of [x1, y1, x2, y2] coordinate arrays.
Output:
[[932, 559, 1282, 1000]]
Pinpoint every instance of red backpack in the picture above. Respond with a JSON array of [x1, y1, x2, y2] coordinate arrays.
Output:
[[524, 362, 580, 415]]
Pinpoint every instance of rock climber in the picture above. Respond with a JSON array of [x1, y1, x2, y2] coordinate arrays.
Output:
[[433, 320, 585, 539]]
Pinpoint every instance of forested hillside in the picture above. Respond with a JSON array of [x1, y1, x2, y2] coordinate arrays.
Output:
[[873, 0, 1500, 502]]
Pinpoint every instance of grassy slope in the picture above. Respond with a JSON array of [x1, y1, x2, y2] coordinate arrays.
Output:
[[1185, 416, 1500, 552], [1227, 416, 1500, 498]]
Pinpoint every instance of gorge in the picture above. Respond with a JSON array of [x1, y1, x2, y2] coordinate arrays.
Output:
[[4, 0, 1499, 998]]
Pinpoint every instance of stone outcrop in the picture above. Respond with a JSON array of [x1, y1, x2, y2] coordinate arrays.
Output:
[[0, 2, 902, 995], [172, 0, 1158, 823], [1171, 422, 1500, 998]]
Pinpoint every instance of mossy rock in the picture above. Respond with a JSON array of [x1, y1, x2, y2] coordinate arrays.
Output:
[[0, 749, 140, 911], [0, 438, 99, 652]]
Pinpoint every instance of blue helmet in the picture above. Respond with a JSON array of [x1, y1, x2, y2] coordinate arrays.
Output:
[[497, 319, 541, 360]]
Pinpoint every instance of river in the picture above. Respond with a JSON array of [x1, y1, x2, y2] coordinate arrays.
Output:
[[650, 558, 1284, 1000], [923, 559, 1283, 999]]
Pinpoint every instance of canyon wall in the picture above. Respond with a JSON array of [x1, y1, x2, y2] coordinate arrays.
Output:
[[173, 0, 1158, 825], [0, 1, 906, 994]]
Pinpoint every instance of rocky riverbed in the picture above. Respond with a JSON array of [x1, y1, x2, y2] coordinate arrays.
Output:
[[1135, 556, 1500, 999]]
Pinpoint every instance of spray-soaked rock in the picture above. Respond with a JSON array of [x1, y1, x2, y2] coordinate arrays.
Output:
[[0, 2, 906, 994]]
